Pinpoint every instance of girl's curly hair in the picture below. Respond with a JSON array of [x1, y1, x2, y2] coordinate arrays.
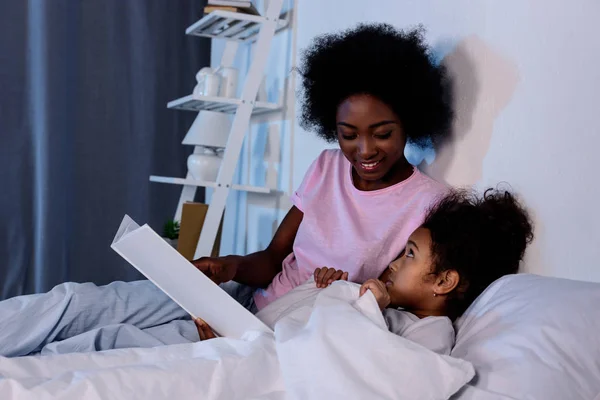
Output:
[[423, 188, 534, 319]]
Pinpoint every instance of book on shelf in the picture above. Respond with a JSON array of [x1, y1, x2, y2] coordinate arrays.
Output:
[[204, 4, 259, 16]]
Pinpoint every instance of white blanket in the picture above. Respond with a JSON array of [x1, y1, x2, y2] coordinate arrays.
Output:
[[0, 281, 473, 400]]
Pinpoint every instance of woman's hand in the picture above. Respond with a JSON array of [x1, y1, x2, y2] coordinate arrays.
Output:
[[194, 318, 216, 341], [360, 279, 391, 310], [314, 267, 349, 288], [192, 255, 240, 285]]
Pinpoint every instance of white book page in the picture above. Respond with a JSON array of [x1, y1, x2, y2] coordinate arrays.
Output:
[[111, 215, 272, 339], [112, 214, 140, 244]]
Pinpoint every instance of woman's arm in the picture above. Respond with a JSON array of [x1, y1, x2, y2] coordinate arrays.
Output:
[[233, 206, 303, 287], [193, 206, 303, 288]]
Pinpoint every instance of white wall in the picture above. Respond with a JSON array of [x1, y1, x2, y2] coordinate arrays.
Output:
[[214, 0, 600, 283], [290, 0, 600, 283]]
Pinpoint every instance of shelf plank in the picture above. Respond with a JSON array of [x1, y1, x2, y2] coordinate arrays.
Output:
[[166, 94, 279, 115], [186, 10, 288, 42], [150, 175, 271, 194]]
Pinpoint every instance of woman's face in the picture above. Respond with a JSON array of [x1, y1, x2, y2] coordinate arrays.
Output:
[[336, 94, 409, 190]]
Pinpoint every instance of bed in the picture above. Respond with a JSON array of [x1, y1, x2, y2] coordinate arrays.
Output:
[[0, 273, 598, 400]]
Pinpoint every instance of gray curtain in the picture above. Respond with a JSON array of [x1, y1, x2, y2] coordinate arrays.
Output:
[[0, 0, 209, 299]]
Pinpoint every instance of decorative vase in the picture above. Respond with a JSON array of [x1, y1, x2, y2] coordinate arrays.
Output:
[[193, 67, 221, 97], [187, 150, 222, 181], [217, 67, 239, 98]]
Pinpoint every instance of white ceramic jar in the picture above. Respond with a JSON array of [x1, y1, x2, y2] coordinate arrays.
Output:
[[193, 67, 221, 97], [217, 67, 239, 98], [187, 150, 222, 181]]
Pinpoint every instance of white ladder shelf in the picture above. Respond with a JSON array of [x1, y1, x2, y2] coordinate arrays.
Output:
[[151, 0, 286, 260]]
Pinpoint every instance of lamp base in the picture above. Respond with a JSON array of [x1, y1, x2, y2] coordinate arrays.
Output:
[[187, 151, 222, 181]]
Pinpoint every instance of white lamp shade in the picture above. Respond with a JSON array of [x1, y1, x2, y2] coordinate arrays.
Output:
[[182, 110, 232, 148]]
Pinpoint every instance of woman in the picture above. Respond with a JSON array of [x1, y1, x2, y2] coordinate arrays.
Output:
[[0, 23, 453, 356], [194, 23, 452, 312]]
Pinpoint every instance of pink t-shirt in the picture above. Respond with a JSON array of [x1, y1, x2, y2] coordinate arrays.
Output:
[[253, 149, 447, 310]]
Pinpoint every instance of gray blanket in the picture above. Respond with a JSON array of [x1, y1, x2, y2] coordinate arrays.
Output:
[[0, 280, 255, 357]]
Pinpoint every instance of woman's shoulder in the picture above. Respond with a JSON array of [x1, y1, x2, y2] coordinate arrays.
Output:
[[410, 169, 448, 195], [386, 167, 448, 204], [292, 149, 345, 210], [376, 168, 448, 216], [314, 148, 345, 165], [303, 148, 346, 178]]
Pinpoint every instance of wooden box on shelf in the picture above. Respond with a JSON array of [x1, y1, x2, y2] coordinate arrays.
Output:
[[177, 202, 223, 260]]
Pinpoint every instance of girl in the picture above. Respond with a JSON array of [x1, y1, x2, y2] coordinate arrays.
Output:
[[293, 188, 534, 354]]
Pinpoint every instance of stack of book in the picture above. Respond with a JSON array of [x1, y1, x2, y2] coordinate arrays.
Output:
[[205, 0, 260, 16]]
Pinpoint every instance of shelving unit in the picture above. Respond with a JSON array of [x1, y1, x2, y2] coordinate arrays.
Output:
[[150, 0, 287, 260]]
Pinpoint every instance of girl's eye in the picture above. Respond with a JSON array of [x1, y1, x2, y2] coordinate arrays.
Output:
[[374, 131, 392, 139], [340, 133, 357, 140], [405, 248, 415, 258]]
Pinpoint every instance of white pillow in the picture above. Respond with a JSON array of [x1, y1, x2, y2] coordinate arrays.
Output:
[[452, 274, 600, 400]]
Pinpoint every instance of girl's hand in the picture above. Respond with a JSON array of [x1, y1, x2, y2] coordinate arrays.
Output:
[[360, 279, 391, 310], [194, 318, 216, 341], [314, 267, 349, 288]]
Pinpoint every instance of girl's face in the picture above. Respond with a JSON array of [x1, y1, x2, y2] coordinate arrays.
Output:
[[336, 94, 410, 191], [380, 227, 438, 310]]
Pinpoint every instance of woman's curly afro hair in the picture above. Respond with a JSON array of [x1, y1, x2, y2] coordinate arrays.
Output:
[[422, 188, 534, 319], [298, 23, 453, 148]]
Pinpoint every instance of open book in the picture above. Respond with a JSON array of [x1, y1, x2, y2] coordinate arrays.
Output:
[[111, 215, 272, 339]]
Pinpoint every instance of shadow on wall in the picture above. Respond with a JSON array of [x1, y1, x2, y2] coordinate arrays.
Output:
[[521, 207, 544, 276], [410, 35, 520, 187]]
